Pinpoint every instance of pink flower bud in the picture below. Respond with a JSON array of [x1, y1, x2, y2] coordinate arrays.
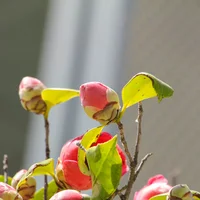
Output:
[[49, 190, 90, 200], [0, 182, 22, 200], [56, 132, 129, 191], [133, 174, 172, 200], [19, 76, 46, 114], [80, 82, 120, 125], [11, 169, 36, 200]]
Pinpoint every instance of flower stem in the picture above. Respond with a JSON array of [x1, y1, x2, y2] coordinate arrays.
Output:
[[44, 116, 50, 200], [2, 154, 8, 183]]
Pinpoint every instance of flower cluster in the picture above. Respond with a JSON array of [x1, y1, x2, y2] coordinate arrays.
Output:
[[3, 74, 174, 199]]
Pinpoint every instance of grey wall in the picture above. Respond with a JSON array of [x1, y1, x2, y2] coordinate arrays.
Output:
[[123, 0, 200, 196], [0, 0, 48, 174]]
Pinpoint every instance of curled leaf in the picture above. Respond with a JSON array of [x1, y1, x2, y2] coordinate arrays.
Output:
[[121, 72, 174, 116], [192, 190, 200, 200], [16, 158, 55, 190], [41, 88, 80, 118], [78, 126, 104, 176]]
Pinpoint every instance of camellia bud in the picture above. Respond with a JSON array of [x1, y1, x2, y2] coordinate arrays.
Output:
[[49, 189, 91, 200], [167, 184, 193, 200], [134, 174, 172, 200], [0, 182, 22, 200], [11, 169, 36, 200], [80, 82, 121, 125], [19, 76, 47, 114]]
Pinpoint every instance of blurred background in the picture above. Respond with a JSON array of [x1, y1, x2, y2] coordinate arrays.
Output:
[[1, 0, 200, 199]]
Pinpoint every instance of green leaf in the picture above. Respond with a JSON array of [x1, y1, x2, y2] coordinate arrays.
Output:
[[149, 193, 168, 200], [41, 88, 80, 117], [0, 175, 12, 185], [78, 126, 104, 176], [33, 179, 58, 200], [16, 158, 55, 190], [121, 72, 174, 114], [191, 190, 200, 200], [86, 135, 122, 200]]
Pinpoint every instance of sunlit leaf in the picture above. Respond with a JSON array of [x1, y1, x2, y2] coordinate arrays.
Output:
[[33, 179, 58, 200], [87, 135, 122, 200], [16, 158, 55, 190], [191, 190, 200, 200], [41, 88, 80, 117], [0, 175, 12, 185], [149, 193, 168, 200], [121, 72, 174, 114], [78, 126, 104, 176]]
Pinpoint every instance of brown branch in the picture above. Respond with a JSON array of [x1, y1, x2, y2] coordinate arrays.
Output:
[[116, 102, 152, 200], [44, 117, 50, 200], [133, 102, 143, 167], [135, 153, 153, 178], [3, 154, 8, 183], [117, 121, 132, 163], [109, 185, 128, 200], [122, 102, 146, 199], [44, 117, 50, 159]]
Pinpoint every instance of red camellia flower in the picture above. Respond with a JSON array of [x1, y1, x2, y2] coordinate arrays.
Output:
[[133, 174, 172, 200], [49, 190, 90, 200], [19, 76, 46, 114], [55, 132, 129, 191], [80, 82, 121, 125]]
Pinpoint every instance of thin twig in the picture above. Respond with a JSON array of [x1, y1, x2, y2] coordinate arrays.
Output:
[[44, 117, 50, 200], [3, 154, 8, 183], [135, 153, 153, 178], [117, 121, 132, 163], [109, 185, 128, 199], [133, 102, 143, 167], [122, 102, 144, 199], [44, 117, 50, 159]]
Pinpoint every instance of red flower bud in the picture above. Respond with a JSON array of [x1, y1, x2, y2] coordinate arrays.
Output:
[[49, 189, 90, 200], [56, 132, 129, 191], [80, 82, 120, 125], [19, 76, 46, 114], [11, 169, 36, 200], [0, 182, 22, 200], [133, 174, 172, 200]]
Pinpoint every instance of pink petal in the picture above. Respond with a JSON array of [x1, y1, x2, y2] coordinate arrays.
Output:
[[62, 160, 92, 190], [147, 174, 168, 185], [80, 82, 108, 109]]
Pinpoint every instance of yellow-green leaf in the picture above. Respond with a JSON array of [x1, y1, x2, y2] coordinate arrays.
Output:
[[33, 179, 58, 200], [149, 193, 168, 200], [86, 135, 122, 200], [191, 190, 200, 200], [0, 175, 12, 185], [16, 158, 55, 190], [121, 72, 174, 114], [78, 126, 104, 176], [41, 88, 80, 117]]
